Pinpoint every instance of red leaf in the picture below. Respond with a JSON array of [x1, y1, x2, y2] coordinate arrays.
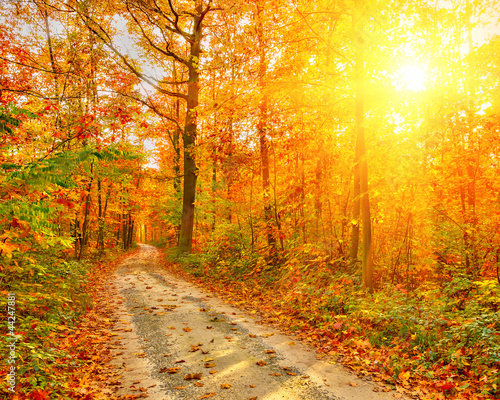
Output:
[[439, 381, 455, 391], [332, 321, 343, 330]]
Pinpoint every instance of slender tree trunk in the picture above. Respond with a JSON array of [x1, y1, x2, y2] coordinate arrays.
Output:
[[256, 4, 276, 252], [315, 157, 323, 239], [224, 117, 234, 223], [78, 173, 93, 260], [42, 10, 60, 101], [350, 157, 360, 267], [122, 208, 128, 250], [353, 3, 374, 292], [127, 212, 134, 249], [97, 179, 111, 254], [172, 62, 182, 195], [97, 178, 103, 251]]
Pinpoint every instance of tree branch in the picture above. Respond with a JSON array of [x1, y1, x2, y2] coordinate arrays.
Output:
[[115, 90, 183, 132], [67, 2, 188, 101]]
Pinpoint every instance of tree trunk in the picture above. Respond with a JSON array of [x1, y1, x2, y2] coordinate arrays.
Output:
[[353, 3, 374, 292], [172, 62, 182, 195], [256, 4, 276, 252], [178, 1, 203, 254], [97, 179, 111, 254], [78, 173, 93, 260]]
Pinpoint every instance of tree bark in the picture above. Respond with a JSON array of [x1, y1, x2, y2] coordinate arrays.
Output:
[[178, 1, 204, 254], [353, 2, 374, 292], [256, 4, 276, 251]]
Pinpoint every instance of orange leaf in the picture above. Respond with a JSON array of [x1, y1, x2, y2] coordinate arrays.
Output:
[[199, 393, 216, 399], [184, 373, 202, 380]]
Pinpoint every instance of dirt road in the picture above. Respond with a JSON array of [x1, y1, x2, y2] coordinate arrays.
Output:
[[104, 244, 406, 400]]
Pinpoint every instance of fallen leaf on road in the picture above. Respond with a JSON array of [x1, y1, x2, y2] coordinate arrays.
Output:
[[221, 383, 231, 389], [286, 372, 296, 376], [246, 397, 258, 400], [265, 350, 275, 354], [160, 367, 181, 374], [249, 385, 256, 388], [269, 373, 282, 376], [349, 382, 358, 387], [174, 386, 187, 390], [174, 360, 186, 364], [204, 362, 216, 368], [194, 381, 204, 387], [209, 370, 217, 374], [256, 360, 267, 366], [199, 393, 216, 399], [249, 334, 256, 338], [206, 326, 213, 329], [183, 327, 192, 332], [184, 373, 202, 380]]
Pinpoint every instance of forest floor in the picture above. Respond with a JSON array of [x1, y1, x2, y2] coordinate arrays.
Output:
[[90, 244, 408, 400]]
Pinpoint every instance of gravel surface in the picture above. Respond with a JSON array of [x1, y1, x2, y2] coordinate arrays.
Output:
[[104, 244, 407, 400]]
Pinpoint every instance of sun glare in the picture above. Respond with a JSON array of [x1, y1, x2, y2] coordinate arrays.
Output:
[[393, 65, 427, 92]]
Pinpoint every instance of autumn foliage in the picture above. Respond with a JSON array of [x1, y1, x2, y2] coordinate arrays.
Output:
[[1, 0, 500, 399]]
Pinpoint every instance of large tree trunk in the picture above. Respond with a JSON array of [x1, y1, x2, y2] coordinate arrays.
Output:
[[178, 1, 203, 254]]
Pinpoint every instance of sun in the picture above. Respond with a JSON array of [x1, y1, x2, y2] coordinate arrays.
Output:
[[393, 65, 427, 92]]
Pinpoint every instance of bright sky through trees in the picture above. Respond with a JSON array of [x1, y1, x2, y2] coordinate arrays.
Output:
[[393, 65, 427, 92]]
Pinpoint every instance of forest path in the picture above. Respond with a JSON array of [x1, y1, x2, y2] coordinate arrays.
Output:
[[103, 244, 406, 400]]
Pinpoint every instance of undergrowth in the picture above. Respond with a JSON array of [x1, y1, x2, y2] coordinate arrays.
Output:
[[170, 245, 500, 399], [0, 246, 121, 398]]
